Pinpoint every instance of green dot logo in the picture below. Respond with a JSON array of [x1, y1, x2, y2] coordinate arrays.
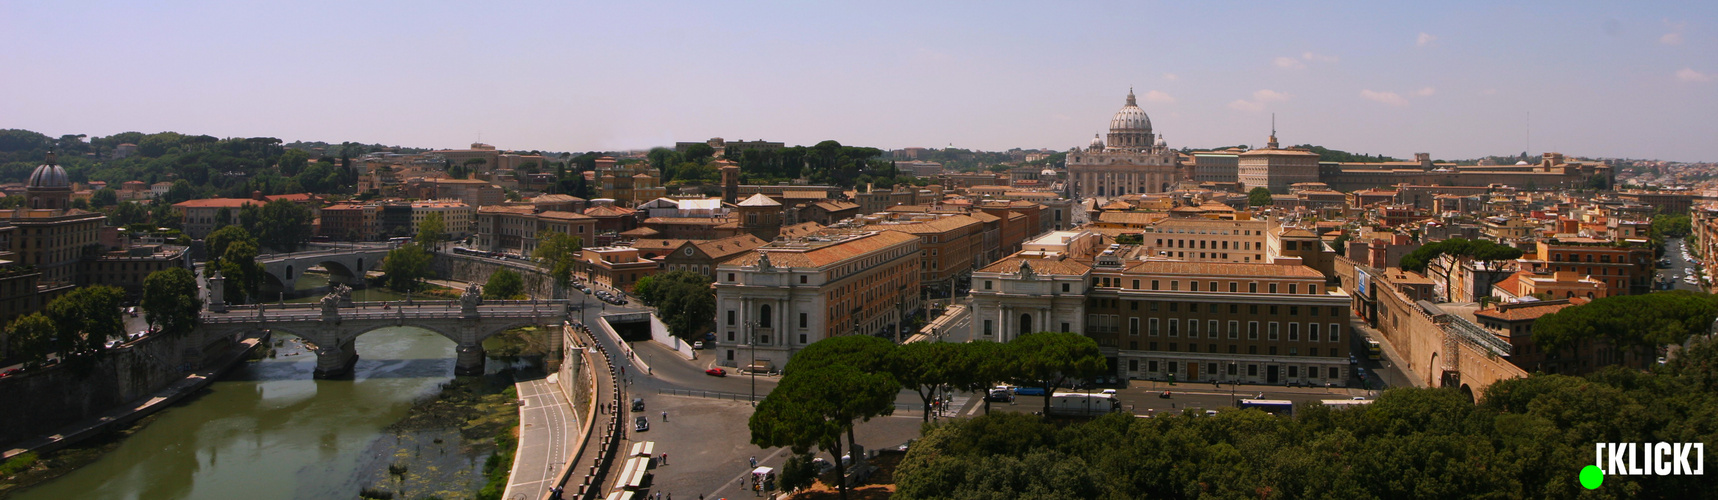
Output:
[[1580, 465, 1604, 490]]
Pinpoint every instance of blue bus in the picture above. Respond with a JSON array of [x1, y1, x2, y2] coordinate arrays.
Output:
[[1237, 399, 1295, 416]]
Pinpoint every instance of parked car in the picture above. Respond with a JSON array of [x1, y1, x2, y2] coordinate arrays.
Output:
[[634, 416, 649, 432], [1014, 386, 1047, 396], [631, 397, 645, 412], [693, 341, 704, 350], [0, 368, 20, 378], [705, 367, 727, 377], [985, 388, 1014, 402]]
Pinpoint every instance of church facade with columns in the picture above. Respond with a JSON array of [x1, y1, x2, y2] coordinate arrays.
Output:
[[1066, 89, 1181, 198]]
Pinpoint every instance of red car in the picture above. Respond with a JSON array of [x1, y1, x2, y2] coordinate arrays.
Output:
[[705, 367, 727, 377]]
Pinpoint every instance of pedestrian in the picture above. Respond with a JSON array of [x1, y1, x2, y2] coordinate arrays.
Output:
[[662, 452, 668, 465], [662, 410, 668, 422], [750, 455, 757, 468]]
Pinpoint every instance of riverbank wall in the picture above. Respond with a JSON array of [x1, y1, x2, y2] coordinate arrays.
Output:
[[432, 254, 559, 298], [0, 328, 266, 458]]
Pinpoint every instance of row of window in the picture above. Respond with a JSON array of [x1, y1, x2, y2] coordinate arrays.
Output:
[[1125, 318, 1342, 342], [1128, 359, 1341, 380], [1124, 302, 1341, 317], [1126, 340, 1337, 357], [1092, 277, 1323, 294], [1155, 238, 1258, 250]]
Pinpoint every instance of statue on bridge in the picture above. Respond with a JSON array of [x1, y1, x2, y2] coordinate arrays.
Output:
[[322, 284, 352, 322], [461, 283, 483, 317]]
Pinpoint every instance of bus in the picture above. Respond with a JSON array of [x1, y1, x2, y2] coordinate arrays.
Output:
[[1237, 399, 1295, 416], [1047, 392, 1122, 417], [1319, 399, 1374, 408], [1365, 338, 1382, 360], [387, 236, 412, 248]]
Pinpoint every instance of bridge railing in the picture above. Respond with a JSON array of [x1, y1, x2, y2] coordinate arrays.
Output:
[[201, 301, 569, 324]]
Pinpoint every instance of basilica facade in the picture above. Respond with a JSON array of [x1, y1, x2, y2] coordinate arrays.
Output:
[[1066, 90, 1180, 198]]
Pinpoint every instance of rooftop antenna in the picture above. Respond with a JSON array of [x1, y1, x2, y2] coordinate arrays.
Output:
[[1525, 111, 1530, 158]]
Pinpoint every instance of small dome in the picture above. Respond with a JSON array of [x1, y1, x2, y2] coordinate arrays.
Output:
[[27, 152, 68, 189], [1040, 168, 1058, 177], [1515, 160, 1530, 165], [1088, 134, 1105, 151]]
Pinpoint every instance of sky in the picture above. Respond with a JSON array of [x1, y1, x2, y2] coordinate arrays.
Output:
[[2, 1, 1715, 161]]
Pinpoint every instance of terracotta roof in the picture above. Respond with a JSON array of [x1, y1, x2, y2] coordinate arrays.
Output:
[[632, 238, 691, 251], [584, 205, 636, 217], [779, 222, 824, 239], [479, 205, 536, 214], [977, 256, 1092, 275], [1122, 260, 1323, 278], [619, 227, 661, 237], [172, 198, 259, 209], [264, 193, 315, 202], [725, 231, 919, 269], [865, 214, 982, 234], [1474, 298, 1587, 322], [1097, 212, 1166, 225], [1239, 148, 1320, 157], [539, 210, 595, 221], [692, 234, 768, 259], [534, 194, 583, 203], [783, 190, 828, 199], [644, 217, 730, 225], [970, 212, 1001, 223], [738, 193, 782, 207], [811, 200, 859, 212]]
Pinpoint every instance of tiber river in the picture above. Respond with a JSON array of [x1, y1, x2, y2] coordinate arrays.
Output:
[[17, 274, 506, 500]]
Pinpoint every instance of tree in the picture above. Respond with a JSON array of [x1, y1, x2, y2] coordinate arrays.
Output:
[[382, 243, 432, 292], [6, 313, 57, 365], [948, 340, 1011, 415], [212, 206, 234, 234], [44, 285, 126, 357], [416, 212, 446, 247], [650, 271, 716, 341], [141, 267, 202, 337], [1247, 187, 1272, 206], [892, 341, 962, 422], [749, 364, 899, 500], [782, 334, 896, 375], [205, 225, 256, 267], [1398, 238, 1524, 301], [483, 269, 524, 299], [1532, 290, 1718, 358], [216, 240, 263, 303], [243, 199, 313, 252], [90, 188, 118, 208], [778, 453, 820, 493], [1009, 331, 1109, 415], [531, 231, 583, 290]]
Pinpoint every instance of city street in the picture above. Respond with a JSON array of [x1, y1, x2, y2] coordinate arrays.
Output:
[[504, 376, 577, 500], [1659, 237, 1703, 292]]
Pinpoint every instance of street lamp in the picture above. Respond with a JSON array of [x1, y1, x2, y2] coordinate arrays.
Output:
[[746, 320, 760, 405]]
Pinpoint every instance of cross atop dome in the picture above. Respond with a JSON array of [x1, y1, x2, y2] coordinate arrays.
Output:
[[1126, 88, 1136, 106]]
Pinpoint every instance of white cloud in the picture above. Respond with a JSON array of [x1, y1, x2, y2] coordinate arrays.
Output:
[[1414, 87, 1437, 97], [1228, 90, 1287, 112], [1662, 20, 1686, 45], [1141, 90, 1176, 104], [1360, 89, 1409, 106], [1253, 89, 1289, 102], [1302, 51, 1339, 63], [1163, 73, 1179, 81], [1227, 99, 1265, 112], [1417, 32, 1437, 47], [1677, 67, 1713, 83], [1274, 56, 1305, 69]]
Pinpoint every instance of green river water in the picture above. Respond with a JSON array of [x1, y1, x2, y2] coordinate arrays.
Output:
[[14, 275, 500, 500]]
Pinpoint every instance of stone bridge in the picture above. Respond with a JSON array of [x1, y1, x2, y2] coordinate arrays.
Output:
[[200, 286, 569, 378], [256, 247, 393, 292]]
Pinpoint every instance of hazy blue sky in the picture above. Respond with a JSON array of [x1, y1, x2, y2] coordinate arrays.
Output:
[[3, 1, 1714, 161]]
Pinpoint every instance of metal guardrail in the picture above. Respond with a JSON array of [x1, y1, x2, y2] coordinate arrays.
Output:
[[201, 301, 570, 324]]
